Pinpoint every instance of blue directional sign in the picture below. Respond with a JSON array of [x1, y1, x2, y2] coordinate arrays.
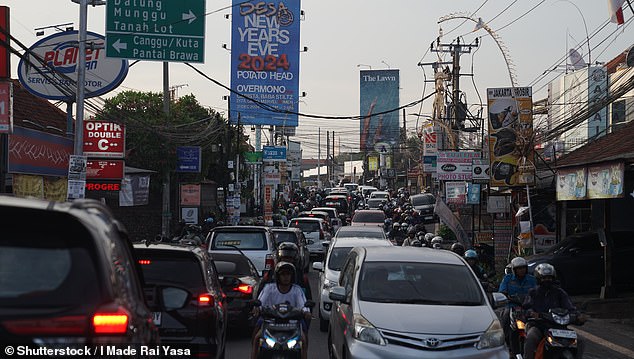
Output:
[[176, 146, 201, 172], [262, 146, 287, 162]]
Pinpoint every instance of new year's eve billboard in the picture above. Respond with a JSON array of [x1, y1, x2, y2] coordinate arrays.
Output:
[[360, 70, 399, 152], [229, 0, 300, 126]]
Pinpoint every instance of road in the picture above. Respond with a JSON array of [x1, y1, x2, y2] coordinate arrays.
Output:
[[225, 265, 634, 359]]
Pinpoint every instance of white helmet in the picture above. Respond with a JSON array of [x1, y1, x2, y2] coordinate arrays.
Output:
[[431, 236, 443, 245], [510, 257, 528, 269]]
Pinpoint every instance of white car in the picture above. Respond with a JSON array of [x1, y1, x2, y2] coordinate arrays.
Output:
[[288, 217, 332, 261], [312, 237, 392, 332]]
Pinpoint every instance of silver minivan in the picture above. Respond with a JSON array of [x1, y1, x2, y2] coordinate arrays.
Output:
[[328, 246, 508, 359]]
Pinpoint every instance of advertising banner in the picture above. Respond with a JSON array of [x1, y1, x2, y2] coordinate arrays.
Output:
[[437, 151, 480, 181], [86, 160, 124, 180], [83, 121, 125, 158], [119, 174, 150, 206], [0, 81, 12, 133], [9, 126, 73, 177], [556, 167, 587, 201], [176, 146, 202, 172], [263, 146, 287, 162], [587, 67, 608, 138], [487, 87, 534, 187], [487, 195, 510, 214], [181, 184, 201, 206], [445, 181, 466, 204], [423, 155, 436, 173], [422, 123, 438, 156], [472, 159, 490, 183], [229, 0, 301, 126], [434, 198, 469, 248], [587, 162, 624, 199], [466, 182, 481, 205], [368, 156, 378, 171], [360, 69, 400, 152], [181, 207, 199, 224], [18, 31, 128, 101]]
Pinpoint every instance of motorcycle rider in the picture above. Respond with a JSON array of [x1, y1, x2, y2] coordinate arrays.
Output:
[[401, 226, 418, 246], [251, 262, 311, 359], [464, 249, 486, 280], [389, 222, 405, 245], [498, 257, 537, 354], [522, 263, 584, 359], [450, 242, 465, 256]]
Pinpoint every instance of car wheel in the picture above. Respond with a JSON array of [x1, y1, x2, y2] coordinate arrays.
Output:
[[319, 311, 328, 332]]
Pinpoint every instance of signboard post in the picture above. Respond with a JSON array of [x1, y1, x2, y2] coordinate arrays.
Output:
[[106, 0, 206, 63]]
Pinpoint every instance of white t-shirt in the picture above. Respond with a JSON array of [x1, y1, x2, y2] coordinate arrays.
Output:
[[258, 283, 309, 312]]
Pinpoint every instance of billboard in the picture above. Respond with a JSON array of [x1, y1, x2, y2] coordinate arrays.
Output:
[[17, 31, 128, 101], [229, 0, 301, 126], [487, 87, 533, 187], [8, 126, 73, 177], [360, 69, 399, 152], [83, 121, 125, 158], [436, 151, 480, 181], [176, 146, 202, 173]]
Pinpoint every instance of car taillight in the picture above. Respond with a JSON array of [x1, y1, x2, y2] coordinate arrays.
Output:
[[265, 254, 274, 270], [195, 294, 214, 307], [138, 259, 151, 265], [234, 284, 253, 294], [92, 306, 130, 335], [3, 315, 87, 335]]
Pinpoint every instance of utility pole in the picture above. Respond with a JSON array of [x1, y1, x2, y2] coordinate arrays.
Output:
[[326, 131, 330, 186], [317, 127, 321, 188]]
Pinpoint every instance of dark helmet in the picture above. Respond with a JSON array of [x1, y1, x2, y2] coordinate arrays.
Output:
[[274, 261, 296, 281], [277, 242, 300, 262], [411, 239, 423, 247], [451, 242, 466, 256], [407, 226, 417, 237], [534, 263, 556, 284]]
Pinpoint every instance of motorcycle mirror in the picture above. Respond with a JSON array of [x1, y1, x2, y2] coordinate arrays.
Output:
[[305, 300, 316, 309]]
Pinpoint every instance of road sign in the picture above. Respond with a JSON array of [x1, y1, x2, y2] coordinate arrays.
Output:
[[106, 0, 206, 63]]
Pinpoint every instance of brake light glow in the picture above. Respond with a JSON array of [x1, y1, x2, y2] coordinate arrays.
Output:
[[138, 260, 151, 265], [92, 307, 129, 334], [234, 284, 253, 294], [196, 294, 213, 306], [265, 254, 274, 270]]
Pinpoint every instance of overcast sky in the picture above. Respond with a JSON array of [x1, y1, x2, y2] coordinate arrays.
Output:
[[3, 0, 632, 157]]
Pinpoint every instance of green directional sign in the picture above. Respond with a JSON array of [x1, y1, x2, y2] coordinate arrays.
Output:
[[106, 0, 205, 63]]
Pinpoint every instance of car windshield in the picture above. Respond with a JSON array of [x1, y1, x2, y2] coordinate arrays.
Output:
[[372, 193, 388, 199], [313, 208, 336, 219], [411, 194, 435, 206], [0, 235, 101, 307], [136, 253, 205, 291], [328, 247, 353, 271], [212, 231, 267, 250], [273, 231, 298, 245], [336, 228, 385, 239], [358, 262, 483, 305], [212, 254, 253, 276], [353, 211, 385, 223], [289, 220, 321, 233]]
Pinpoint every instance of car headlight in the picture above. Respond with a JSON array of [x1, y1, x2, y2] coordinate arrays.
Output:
[[552, 313, 570, 325], [287, 337, 299, 349], [476, 320, 505, 350], [353, 313, 386, 346]]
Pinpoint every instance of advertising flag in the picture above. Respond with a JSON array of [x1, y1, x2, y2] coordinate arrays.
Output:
[[229, 0, 301, 126], [360, 69, 400, 152], [487, 87, 534, 187]]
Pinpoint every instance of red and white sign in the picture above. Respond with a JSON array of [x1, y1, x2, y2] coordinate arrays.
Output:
[[423, 123, 438, 156], [83, 121, 125, 158], [86, 160, 124, 180], [0, 81, 12, 133], [437, 151, 481, 181]]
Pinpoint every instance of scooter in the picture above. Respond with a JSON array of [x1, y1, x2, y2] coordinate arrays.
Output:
[[254, 300, 314, 359], [516, 308, 584, 359]]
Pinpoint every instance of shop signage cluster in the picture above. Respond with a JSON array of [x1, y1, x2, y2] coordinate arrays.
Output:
[[557, 162, 624, 201]]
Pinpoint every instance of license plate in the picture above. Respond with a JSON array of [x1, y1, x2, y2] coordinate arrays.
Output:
[[152, 312, 162, 326], [425, 216, 433, 220], [549, 329, 576, 339]]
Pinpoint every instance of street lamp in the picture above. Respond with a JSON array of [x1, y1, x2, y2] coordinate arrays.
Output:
[[356, 64, 372, 69]]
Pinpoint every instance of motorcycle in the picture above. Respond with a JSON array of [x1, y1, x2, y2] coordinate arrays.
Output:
[[507, 294, 528, 356], [253, 300, 315, 359], [516, 308, 584, 359]]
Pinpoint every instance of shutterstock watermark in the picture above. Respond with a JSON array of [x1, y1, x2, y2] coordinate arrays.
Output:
[[1, 345, 192, 358]]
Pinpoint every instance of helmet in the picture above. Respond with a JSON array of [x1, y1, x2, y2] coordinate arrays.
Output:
[[411, 239, 422, 247], [450, 242, 465, 256], [407, 226, 417, 236], [510, 257, 528, 271], [432, 243, 442, 249], [431, 236, 443, 245], [274, 261, 296, 281], [464, 249, 478, 259], [393, 222, 401, 229], [277, 242, 300, 262], [424, 233, 435, 242], [534, 263, 556, 283]]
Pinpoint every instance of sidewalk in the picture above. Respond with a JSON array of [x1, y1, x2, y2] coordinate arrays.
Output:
[[572, 290, 634, 319]]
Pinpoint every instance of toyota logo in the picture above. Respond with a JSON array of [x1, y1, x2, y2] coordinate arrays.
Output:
[[424, 338, 440, 348]]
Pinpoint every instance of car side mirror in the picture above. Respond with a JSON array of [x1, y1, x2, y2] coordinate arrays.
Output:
[[491, 292, 508, 309], [161, 287, 190, 311], [329, 286, 349, 304], [312, 262, 324, 272]]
